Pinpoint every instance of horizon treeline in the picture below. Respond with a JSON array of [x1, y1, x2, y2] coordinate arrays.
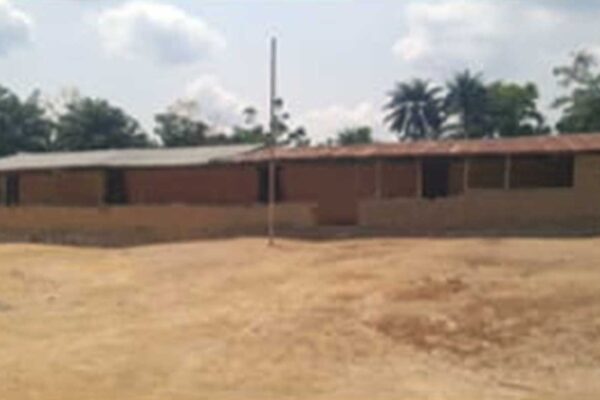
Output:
[[0, 50, 599, 156]]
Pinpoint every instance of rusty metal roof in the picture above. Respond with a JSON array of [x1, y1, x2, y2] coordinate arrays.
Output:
[[235, 133, 600, 162], [2, 134, 599, 172]]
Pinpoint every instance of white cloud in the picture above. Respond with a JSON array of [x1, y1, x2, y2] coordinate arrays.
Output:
[[300, 102, 392, 143], [0, 0, 33, 56], [392, 0, 565, 77], [173, 80, 390, 143], [95, 1, 225, 65], [179, 75, 247, 132]]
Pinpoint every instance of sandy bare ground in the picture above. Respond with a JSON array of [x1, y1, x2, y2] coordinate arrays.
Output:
[[1, 236, 600, 399]]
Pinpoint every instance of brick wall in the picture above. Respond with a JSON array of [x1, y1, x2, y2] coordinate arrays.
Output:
[[19, 170, 104, 206], [280, 161, 374, 224], [125, 165, 258, 205]]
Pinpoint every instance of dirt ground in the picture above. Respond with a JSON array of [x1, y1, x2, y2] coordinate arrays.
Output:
[[1, 236, 600, 400]]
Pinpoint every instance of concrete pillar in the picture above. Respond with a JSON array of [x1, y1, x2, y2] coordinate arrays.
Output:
[[504, 155, 512, 190], [416, 158, 422, 198], [463, 157, 470, 193], [375, 158, 383, 199]]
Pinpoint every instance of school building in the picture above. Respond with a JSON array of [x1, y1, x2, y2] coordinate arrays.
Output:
[[0, 133, 599, 240]]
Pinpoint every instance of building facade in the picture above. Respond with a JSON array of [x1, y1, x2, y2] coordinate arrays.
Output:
[[0, 135, 600, 239]]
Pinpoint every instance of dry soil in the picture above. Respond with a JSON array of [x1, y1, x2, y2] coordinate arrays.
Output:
[[1, 237, 600, 399]]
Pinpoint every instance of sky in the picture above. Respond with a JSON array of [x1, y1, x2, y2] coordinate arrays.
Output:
[[0, 0, 598, 143]]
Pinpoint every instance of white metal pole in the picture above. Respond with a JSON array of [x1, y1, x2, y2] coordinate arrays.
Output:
[[268, 37, 277, 246]]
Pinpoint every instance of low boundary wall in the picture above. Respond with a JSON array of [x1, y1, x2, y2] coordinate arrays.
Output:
[[359, 189, 600, 233], [0, 203, 317, 244]]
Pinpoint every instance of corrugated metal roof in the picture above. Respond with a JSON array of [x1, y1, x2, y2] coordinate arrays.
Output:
[[2, 134, 599, 172], [235, 133, 600, 162], [0, 144, 260, 172]]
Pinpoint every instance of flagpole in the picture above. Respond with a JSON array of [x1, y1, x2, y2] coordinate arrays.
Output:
[[268, 36, 277, 246]]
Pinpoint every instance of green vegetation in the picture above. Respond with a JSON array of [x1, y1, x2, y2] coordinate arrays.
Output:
[[553, 50, 600, 134], [0, 87, 52, 156], [487, 81, 549, 138], [336, 126, 373, 146], [384, 79, 445, 141], [154, 112, 210, 147], [385, 69, 551, 141], [0, 51, 599, 154], [444, 70, 489, 139], [55, 97, 152, 151]]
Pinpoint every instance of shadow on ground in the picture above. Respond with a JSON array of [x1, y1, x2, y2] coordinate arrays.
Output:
[[1, 225, 600, 248]]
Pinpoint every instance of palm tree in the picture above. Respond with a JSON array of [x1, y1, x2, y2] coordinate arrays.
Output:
[[444, 70, 490, 139], [384, 79, 445, 141]]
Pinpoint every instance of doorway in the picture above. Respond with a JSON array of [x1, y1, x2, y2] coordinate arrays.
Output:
[[104, 169, 128, 205], [4, 174, 19, 206], [422, 158, 451, 199], [257, 164, 282, 203]]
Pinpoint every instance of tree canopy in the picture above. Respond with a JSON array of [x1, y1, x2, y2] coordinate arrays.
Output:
[[0, 86, 53, 156], [487, 81, 548, 137], [269, 98, 310, 147], [154, 112, 211, 147], [384, 79, 445, 141], [444, 70, 489, 139], [228, 106, 268, 144], [384, 71, 549, 141], [54, 97, 152, 151], [553, 50, 600, 134], [336, 126, 373, 146]]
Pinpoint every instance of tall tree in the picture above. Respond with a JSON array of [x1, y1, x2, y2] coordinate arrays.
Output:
[[487, 81, 548, 137], [336, 126, 373, 146], [229, 106, 267, 144], [553, 50, 600, 133], [154, 112, 210, 147], [0, 86, 53, 156], [284, 126, 310, 147], [384, 79, 444, 141], [235, 100, 310, 147], [444, 70, 490, 139], [55, 97, 152, 151], [269, 98, 310, 147]]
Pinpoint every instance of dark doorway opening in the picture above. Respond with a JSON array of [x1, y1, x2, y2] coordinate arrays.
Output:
[[257, 164, 282, 203], [5, 174, 19, 206], [422, 158, 450, 199], [104, 169, 128, 205]]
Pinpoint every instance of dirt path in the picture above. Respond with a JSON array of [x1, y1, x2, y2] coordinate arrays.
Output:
[[1, 237, 599, 399]]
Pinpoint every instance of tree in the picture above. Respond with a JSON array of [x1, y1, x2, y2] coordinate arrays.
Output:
[[553, 50, 600, 134], [231, 100, 310, 147], [284, 126, 310, 147], [0, 86, 53, 156], [229, 106, 267, 144], [336, 126, 373, 146], [444, 70, 490, 139], [487, 81, 548, 137], [270, 98, 310, 147], [229, 125, 266, 144], [41, 86, 81, 123], [54, 97, 152, 151], [384, 79, 444, 141], [154, 112, 210, 147]]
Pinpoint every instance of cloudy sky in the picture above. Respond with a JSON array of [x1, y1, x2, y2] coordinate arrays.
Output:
[[0, 0, 598, 142]]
